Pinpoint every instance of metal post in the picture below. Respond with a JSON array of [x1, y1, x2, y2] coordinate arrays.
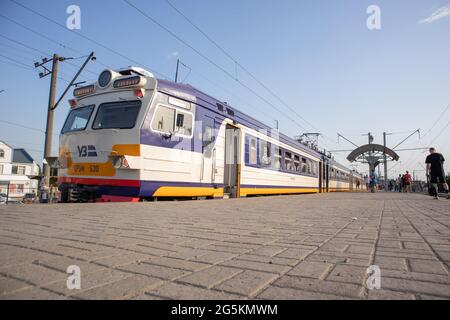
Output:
[[6, 182, 10, 204], [175, 58, 180, 83], [383, 132, 388, 191], [43, 54, 59, 189]]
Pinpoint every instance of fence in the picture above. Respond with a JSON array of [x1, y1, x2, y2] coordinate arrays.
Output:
[[0, 184, 60, 204]]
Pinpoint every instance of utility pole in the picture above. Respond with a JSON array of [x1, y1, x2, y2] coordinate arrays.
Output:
[[175, 58, 180, 83], [383, 132, 388, 191], [41, 54, 60, 189], [34, 52, 95, 193]]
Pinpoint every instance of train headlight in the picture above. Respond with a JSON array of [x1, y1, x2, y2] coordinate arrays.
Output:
[[73, 85, 95, 98], [98, 70, 113, 88], [110, 156, 130, 169]]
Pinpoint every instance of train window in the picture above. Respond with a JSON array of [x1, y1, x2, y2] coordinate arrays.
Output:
[[151, 105, 193, 137], [285, 152, 292, 171], [307, 159, 312, 174], [62, 105, 94, 133], [311, 161, 316, 175], [204, 126, 213, 146], [274, 147, 282, 169], [301, 158, 307, 173], [93, 101, 141, 130], [151, 105, 175, 133], [294, 155, 300, 172], [175, 111, 193, 136], [260, 140, 271, 166], [249, 137, 257, 164]]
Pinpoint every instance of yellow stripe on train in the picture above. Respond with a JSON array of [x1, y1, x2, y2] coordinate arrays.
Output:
[[240, 187, 319, 196]]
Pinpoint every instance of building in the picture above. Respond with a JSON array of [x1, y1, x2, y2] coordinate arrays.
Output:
[[0, 140, 40, 200]]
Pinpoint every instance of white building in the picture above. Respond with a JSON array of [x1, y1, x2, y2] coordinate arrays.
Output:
[[0, 140, 40, 200]]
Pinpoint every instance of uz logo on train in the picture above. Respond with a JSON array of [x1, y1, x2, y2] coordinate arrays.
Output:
[[77, 145, 98, 157]]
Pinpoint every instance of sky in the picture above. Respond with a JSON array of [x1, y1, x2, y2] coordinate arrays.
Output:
[[0, 0, 449, 180]]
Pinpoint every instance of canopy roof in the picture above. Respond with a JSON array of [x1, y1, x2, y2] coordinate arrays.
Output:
[[347, 144, 400, 162]]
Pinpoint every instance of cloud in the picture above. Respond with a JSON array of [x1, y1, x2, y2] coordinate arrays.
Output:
[[418, 2, 450, 24]]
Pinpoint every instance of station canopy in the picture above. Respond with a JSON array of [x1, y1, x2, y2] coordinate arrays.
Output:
[[346, 144, 399, 163]]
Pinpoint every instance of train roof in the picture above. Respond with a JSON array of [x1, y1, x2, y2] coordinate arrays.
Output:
[[156, 79, 326, 160]]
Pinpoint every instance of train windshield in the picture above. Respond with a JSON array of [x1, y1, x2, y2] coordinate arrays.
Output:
[[61, 105, 94, 133], [92, 100, 141, 130]]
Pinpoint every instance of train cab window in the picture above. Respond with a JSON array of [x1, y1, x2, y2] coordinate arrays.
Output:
[[284, 152, 292, 171], [249, 137, 257, 165], [151, 105, 193, 137], [301, 158, 307, 173], [93, 101, 141, 130], [294, 155, 300, 172], [274, 147, 282, 169], [260, 140, 271, 166], [62, 105, 94, 133], [152, 105, 175, 133]]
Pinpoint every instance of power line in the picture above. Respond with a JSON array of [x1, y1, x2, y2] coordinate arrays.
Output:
[[0, 56, 72, 85], [0, 119, 58, 135], [389, 103, 450, 171], [122, 0, 313, 134], [9, 0, 171, 80], [124, 0, 339, 152], [0, 14, 102, 76], [164, 0, 331, 139], [0, 33, 50, 57], [0, 53, 35, 70]]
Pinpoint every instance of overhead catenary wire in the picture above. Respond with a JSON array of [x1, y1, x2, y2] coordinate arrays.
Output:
[[122, 0, 316, 135], [9, 0, 172, 80], [388, 103, 450, 172], [0, 14, 104, 76], [163, 0, 326, 136], [0, 119, 59, 136]]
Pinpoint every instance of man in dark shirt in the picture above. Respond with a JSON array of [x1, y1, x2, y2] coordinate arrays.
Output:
[[425, 147, 449, 199]]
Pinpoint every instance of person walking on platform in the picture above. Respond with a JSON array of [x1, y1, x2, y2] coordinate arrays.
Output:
[[404, 171, 412, 193], [369, 171, 378, 193], [397, 174, 403, 192], [426, 147, 449, 200], [364, 175, 370, 191]]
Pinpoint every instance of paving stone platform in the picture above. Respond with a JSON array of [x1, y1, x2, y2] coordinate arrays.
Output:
[[0, 192, 449, 300]]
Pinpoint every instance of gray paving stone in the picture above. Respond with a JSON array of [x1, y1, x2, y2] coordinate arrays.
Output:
[[176, 265, 243, 289], [214, 270, 279, 297], [1, 192, 449, 300]]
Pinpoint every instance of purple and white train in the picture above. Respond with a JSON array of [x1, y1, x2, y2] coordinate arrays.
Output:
[[54, 67, 363, 202]]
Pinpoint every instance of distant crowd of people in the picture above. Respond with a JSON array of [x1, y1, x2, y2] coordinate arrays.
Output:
[[361, 148, 449, 199]]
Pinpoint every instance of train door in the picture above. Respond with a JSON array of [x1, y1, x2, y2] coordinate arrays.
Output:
[[224, 124, 241, 198], [325, 163, 330, 193], [200, 115, 215, 184]]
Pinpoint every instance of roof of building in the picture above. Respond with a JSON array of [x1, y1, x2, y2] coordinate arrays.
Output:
[[0, 140, 13, 150], [12, 149, 35, 164]]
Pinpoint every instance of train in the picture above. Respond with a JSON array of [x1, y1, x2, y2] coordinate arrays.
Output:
[[53, 67, 364, 202]]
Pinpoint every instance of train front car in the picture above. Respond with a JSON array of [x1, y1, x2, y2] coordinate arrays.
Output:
[[57, 67, 156, 202]]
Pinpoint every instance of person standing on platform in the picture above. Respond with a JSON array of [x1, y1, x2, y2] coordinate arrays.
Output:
[[426, 148, 449, 200], [404, 171, 412, 193]]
